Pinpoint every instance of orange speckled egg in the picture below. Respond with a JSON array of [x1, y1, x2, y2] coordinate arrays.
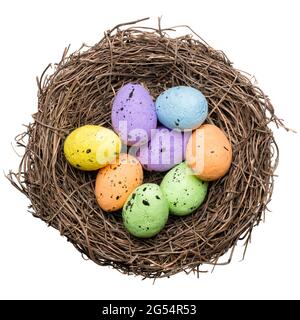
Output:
[[95, 153, 143, 212], [186, 124, 232, 181]]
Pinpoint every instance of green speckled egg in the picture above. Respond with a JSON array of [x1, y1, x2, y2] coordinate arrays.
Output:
[[122, 183, 169, 238], [160, 162, 208, 216]]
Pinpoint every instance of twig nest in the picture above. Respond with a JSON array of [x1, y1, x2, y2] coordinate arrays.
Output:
[[8, 18, 281, 278]]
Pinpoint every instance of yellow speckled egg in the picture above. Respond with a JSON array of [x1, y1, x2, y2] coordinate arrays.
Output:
[[64, 125, 121, 171], [95, 153, 143, 212], [186, 124, 232, 181]]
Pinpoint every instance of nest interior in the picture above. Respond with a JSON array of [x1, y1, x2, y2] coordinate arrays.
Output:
[[8, 18, 282, 278]]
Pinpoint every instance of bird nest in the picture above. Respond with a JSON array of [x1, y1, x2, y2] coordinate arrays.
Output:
[[8, 18, 283, 278]]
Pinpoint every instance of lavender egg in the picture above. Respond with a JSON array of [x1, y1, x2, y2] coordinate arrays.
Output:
[[111, 83, 157, 146], [135, 126, 191, 172]]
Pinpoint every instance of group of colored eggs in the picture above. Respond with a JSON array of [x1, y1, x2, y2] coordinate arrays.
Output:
[[63, 83, 232, 238]]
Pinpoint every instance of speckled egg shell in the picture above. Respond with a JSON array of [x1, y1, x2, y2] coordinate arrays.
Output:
[[95, 153, 143, 212], [122, 183, 169, 238], [155, 86, 208, 130], [64, 125, 121, 171], [160, 162, 208, 216], [185, 124, 232, 181], [111, 83, 157, 146], [136, 126, 191, 172]]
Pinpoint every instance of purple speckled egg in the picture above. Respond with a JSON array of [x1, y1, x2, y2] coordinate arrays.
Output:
[[111, 83, 157, 146], [135, 126, 191, 172]]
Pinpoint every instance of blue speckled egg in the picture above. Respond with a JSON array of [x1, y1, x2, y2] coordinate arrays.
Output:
[[155, 86, 208, 130]]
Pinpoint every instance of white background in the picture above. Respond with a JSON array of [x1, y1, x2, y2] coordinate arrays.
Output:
[[0, 0, 299, 300]]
